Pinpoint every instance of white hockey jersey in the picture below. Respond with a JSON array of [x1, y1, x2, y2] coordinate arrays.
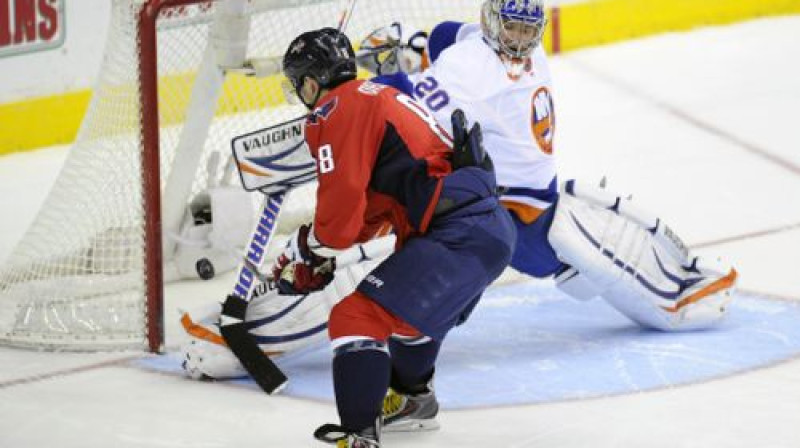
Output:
[[409, 24, 557, 223]]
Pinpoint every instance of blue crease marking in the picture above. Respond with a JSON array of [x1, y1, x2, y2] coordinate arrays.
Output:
[[135, 284, 800, 409]]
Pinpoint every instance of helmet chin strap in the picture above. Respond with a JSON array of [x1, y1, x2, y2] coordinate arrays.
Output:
[[301, 89, 322, 110], [296, 76, 324, 110]]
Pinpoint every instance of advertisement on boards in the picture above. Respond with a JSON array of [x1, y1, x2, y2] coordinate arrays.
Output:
[[0, 0, 65, 58]]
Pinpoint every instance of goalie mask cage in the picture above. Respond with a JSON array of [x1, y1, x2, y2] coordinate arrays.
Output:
[[0, 0, 483, 352]]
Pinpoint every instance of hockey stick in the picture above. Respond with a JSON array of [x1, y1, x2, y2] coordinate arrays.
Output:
[[220, 0, 362, 389], [219, 211, 394, 394], [228, 0, 359, 78], [337, 0, 358, 32], [220, 193, 289, 394], [222, 114, 312, 394], [182, 235, 395, 349], [242, 234, 395, 285]]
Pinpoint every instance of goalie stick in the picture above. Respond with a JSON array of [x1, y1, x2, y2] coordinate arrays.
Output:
[[220, 193, 289, 394], [221, 0, 362, 392], [223, 113, 312, 394], [220, 200, 395, 394]]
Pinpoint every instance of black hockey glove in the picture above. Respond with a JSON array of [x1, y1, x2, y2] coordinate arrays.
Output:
[[450, 109, 493, 172]]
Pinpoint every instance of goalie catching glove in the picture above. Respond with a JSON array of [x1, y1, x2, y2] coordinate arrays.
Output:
[[272, 223, 335, 295], [356, 22, 428, 75]]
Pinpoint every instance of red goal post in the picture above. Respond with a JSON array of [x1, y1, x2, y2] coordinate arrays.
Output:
[[137, 0, 222, 353]]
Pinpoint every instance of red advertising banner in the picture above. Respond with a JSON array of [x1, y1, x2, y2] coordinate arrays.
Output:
[[0, 0, 65, 57]]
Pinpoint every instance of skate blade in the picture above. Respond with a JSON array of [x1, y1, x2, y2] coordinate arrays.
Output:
[[383, 418, 440, 433]]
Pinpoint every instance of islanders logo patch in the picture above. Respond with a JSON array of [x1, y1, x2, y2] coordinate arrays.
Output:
[[531, 87, 555, 154]]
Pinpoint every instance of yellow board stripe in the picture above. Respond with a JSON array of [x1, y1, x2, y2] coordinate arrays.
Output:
[[547, 0, 800, 53], [156, 71, 286, 125], [2, 0, 799, 155], [0, 90, 91, 154]]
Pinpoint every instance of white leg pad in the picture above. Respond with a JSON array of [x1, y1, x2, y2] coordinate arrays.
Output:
[[179, 254, 388, 380], [548, 181, 737, 331], [554, 266, 600, 301], [182, 338, 248, 380]]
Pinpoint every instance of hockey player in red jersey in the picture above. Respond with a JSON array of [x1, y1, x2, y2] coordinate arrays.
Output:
[[274, 28, 515, 447]]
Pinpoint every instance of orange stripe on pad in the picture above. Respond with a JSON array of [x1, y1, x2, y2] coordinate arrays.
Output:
[[661, 268, 738, 313], [181, 313, 226, 346], [501, 200, 545, 225], [179, 313, 284, 357], [237, 161, 273, 177]]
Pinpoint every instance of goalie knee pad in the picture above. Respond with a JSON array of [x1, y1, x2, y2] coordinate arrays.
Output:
[[548, 180, 737, 331]]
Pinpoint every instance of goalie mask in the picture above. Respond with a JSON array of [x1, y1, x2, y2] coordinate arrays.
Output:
[[282, 28, 357, 109], [481, 0, 547, 77]]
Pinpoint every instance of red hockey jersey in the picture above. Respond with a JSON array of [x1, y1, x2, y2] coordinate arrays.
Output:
[[304, 79, 453, 250]]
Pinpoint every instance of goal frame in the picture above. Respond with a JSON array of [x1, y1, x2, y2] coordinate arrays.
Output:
[[139, 0, 207, 353], [140, 0, 263, 353]]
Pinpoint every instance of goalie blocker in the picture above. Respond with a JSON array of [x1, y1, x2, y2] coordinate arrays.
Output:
[[548, 180, 738, 331]]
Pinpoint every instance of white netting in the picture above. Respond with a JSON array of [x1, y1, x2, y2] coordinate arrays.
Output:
[[0, 1, 151, 350], [0, 0, 483, 351]]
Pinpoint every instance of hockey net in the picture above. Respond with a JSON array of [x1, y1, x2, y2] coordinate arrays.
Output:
[[0, 0, 483, 352]]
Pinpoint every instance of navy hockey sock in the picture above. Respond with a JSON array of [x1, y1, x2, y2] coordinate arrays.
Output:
[[389, 337, 441, 393], [333, 339, 391, 432]]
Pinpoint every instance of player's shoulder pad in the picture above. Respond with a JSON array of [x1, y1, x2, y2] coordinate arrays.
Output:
[[427, 21, 464, 63], [371, 72, 414, 96]]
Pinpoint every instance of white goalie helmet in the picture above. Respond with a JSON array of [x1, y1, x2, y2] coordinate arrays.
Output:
[[481, 0, 548, 60]]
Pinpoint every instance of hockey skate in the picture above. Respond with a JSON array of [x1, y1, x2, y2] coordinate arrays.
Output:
[[382, 387, 440, 432], [314, 421, 380, 448]]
